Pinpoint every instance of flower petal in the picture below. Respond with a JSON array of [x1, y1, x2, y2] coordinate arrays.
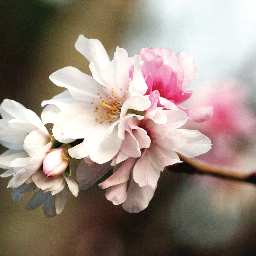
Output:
[[0, 99, 26, 121], [91, 47, 130, 97], [130, 54, 148, 95], [41, 105, 60, 125], [11, 183, 32, 202], [25, 190, 49, 211], [0, 150, 27, 169], [99, 158, 135, 189], [76, 160, 112, 190], [120, 95, 151, 119], [85, 124, 123, 164], [43, 193, 56, 218], [23, 129, 50, 157], [122, 179, 155, 213], [68, 141, 88, 159], [106, 183, 128, 205], [133, 151, 160, 190], [54, 184, 69, 214], [32, 170, 64, 191], [49, 66, 106, 102], [75, 35, 110, 65], [64, 176, 79, 197], [176, 52, 197, 87], [174, 129, 212, 157]]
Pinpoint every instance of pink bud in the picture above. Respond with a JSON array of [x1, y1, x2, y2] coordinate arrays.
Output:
[[43, 147, 70, 177]]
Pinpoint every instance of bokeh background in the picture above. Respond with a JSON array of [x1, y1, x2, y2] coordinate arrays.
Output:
[[1, 0, 256, 255]]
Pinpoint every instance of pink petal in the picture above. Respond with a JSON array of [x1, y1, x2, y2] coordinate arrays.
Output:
[[99, 158, 135, 189], [105, 182, 128, 205], [122, 178, 155, 213], [133, 151, 160, 190]]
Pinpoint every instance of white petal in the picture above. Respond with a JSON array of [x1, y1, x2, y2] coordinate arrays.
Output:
[[1, 168, 19, 178], [76, 160, 112, 190], [159, 97, 179, 110], [41, 105, 60, 125], [86, 124, 123, 164], [112, 151, 129, 165], [25, 142, 52, 173], [9, 157, 29, 168], [68, 141, 88, 159], [0, 99, 26, 121], [42, 90, 76, 109], [75, 35, 110, 65], [54, 185, 69, 214], [106, 183, 128, 205], [64, 176, 79, 197], [130, 54, 148, 95], [50, 180, 66, 195], [22, 109, 48, 134], [23, 129, 50, 157], [133, 128, 151, 149], [8, 142, 53, 188], [0, 120, 32, 150], [32, 170, 63, 191], [148, 145, 181, 170], [122, 179, 155, 213], [8, 168, 31, 188], [0, 150, 27, 169], [120, 95, 151, 119], [174, 129, 212, 158], [91, 47, 130, 97], [52, 102, 92, 142], [49, 66, 106, 102]]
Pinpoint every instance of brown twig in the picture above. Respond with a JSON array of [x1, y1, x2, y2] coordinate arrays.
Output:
[[168, 154, 256, 185]]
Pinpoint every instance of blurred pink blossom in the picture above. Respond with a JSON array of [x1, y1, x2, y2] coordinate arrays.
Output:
[[188, 81, 256, 165]]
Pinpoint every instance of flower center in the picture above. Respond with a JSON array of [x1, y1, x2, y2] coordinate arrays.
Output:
[[92, 91, 124, 124]]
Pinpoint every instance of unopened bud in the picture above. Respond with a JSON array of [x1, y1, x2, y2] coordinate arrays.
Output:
[[43, 147, 70, 177]]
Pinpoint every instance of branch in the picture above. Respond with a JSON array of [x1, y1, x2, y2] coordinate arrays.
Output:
[[168, 154, 256, 185]]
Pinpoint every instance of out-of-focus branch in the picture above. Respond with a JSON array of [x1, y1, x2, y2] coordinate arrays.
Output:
[[169, 154, 256, 185]]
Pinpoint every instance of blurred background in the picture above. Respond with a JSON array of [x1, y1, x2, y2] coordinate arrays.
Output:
[[1, 0, 256, 255]]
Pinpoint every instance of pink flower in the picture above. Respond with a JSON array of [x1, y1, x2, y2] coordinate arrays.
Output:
[[43, 147, 70, 177], [187, 82, 256, 165], [139, 48, 196, 104], [97, 108, 211, 212], [129, 47, 213, 122]]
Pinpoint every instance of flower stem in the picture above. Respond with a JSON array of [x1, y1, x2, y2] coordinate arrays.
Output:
[[169, 154, 256, 185]]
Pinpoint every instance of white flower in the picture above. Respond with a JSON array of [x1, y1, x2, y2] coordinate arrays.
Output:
[[42, 35, 151, 164], [0, 99, 78, 216]]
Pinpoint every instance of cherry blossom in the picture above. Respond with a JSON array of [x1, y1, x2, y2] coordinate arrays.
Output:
[[0, 99, 78, 216], [130, 47, 213, 122], [42, 35, 151, 164]]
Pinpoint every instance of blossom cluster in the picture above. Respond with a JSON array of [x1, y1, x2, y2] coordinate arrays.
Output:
[[0, 35, 212, 216]]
